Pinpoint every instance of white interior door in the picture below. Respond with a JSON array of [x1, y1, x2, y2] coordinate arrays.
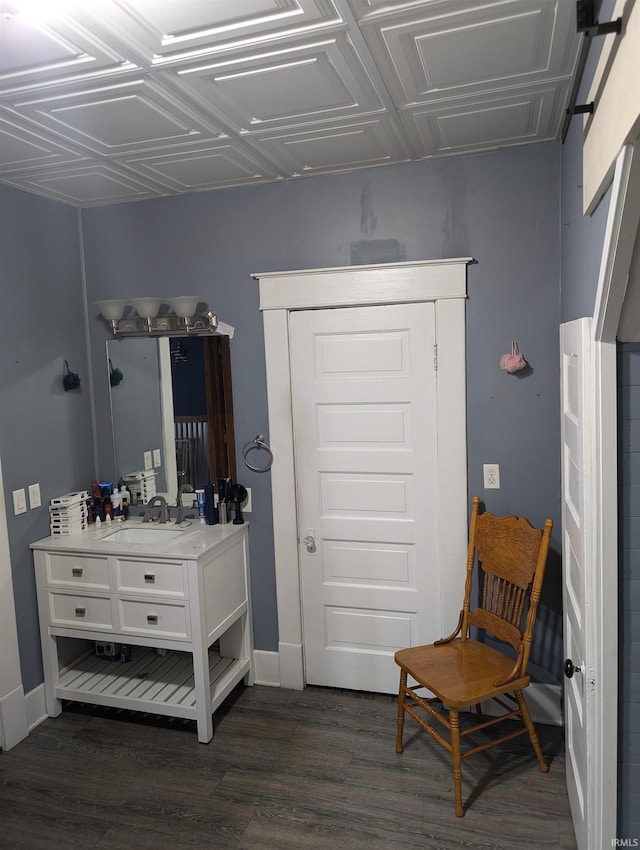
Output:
[[290, 302, 440, 693], [560, 317, 593, 850]]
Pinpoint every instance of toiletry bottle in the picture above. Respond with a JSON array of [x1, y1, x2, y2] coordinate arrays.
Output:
[[204, 483, 217, 525], [196, 489, 206, 522], [95, 515, 102, 529], [105, 513, 112, 527], [111, 487, 122, 521], [218, 500, 229, 524], [120, 487, 129, 520]]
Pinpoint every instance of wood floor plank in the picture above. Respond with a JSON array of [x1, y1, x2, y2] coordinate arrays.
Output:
[[0, 684, 576, 850]]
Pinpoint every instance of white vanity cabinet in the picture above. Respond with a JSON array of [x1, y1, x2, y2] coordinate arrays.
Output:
[[31, 523, 253, 743]]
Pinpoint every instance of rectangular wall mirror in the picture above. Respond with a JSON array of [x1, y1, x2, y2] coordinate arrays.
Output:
[[106, 334, 236, 502]]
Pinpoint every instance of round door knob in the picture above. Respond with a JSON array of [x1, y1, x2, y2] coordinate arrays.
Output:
[[564, 658, 581, 678]]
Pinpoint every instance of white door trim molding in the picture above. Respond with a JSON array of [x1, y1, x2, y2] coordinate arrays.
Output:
[[254, 259, 472, 689], [583, 0, 640, 214], [587, 144, 640, 848], [0, 456, 29, 750]]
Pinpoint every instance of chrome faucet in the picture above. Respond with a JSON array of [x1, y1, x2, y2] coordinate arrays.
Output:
[[143, 495, 169, 524], [175, 484, 194, 525]]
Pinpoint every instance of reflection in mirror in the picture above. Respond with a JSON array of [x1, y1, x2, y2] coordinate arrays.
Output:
[[107, 335, 236, 503]]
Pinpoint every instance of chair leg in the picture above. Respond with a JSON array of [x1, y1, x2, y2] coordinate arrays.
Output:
[[396, 670, 407, 754], [449, 707, 464, 817], [475, 702, 484, 722], [515, 689, 549, 773]]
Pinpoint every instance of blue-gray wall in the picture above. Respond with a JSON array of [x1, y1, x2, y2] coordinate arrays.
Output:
[[0, 184, 94, 692], [618, 345, 640, 839], [81, 142, 564, 677], [0, 141, 565, 690]]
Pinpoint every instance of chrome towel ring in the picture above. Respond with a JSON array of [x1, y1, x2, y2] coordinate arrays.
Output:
[[242, 435, 273, 472]]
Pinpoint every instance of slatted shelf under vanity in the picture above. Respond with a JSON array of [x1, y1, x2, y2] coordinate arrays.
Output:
[[55, 646, 246, 721]]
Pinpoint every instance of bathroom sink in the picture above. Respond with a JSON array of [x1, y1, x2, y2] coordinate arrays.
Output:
[[100, 525, 187, 544]]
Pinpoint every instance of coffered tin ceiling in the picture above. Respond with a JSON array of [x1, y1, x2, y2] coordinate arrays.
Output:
[[0, 0, 583, 207]]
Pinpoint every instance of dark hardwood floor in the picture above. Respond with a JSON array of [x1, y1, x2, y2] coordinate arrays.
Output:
[[0, 684, 576, 850]]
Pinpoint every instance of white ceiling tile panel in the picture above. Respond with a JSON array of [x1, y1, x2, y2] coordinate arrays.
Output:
[[174, 33, 385, 133], [254, 116, 409, 175], [353, 0, 579, 106], [5, 77, 225, 156], [120, 140, 280, 191], [0, 8, 137, 95], [77, 0, 345, 68], [0, 160, 172, 206], [0, 112, 85, 172], [401, 81, 569, 156]]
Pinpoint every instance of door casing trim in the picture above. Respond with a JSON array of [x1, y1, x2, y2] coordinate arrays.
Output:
[[585, 142, 640, 848], [255, 259, 471, 689]]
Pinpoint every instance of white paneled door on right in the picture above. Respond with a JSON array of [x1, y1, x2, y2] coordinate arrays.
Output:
[[289, 303, 440, 694], [560, 318, 592, 850]]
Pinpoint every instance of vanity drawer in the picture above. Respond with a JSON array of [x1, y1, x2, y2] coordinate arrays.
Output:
[[47, 554, 109, 590], [49, 591, 113, 631], [114, 558, 187, 599], [117, 598, 189, 640]]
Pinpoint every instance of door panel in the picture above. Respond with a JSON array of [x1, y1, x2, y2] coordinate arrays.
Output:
[[560, 318, 591, 850], [290, 302, 439, 693]]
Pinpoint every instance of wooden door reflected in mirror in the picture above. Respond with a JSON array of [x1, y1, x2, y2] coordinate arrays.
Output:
[[171, 335, 236, 490]]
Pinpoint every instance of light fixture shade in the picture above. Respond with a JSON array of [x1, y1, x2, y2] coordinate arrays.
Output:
[[130, 297, 164, 318], [97, 299, 127, 321], [167, 296, 202, 318]]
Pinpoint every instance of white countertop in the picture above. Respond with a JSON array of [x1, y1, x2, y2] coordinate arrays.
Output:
[[30, 518, 246, 559]]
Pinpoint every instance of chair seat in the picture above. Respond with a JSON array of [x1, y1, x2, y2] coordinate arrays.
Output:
[[395, 639, 530, 707]]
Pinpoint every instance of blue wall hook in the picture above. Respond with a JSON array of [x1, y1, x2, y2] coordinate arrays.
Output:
[[63, 360, 81, 392]]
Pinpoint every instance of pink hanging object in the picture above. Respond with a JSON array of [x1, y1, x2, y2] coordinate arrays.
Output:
[[500, 341, 527, 373]]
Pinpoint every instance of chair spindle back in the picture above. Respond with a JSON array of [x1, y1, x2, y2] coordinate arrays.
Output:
[[461, 497, 553, 672]]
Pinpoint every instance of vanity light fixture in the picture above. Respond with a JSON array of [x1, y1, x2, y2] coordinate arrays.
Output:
[[96, 297, 218, 337]]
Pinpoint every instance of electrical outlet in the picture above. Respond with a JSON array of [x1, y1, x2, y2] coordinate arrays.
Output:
[[483, 463, 500, 489], [12, 488, 27, 515], [243, 487, 252, 513], [28, 483, 41, 509], [153, 449, 161, 467], [144, 451, 153, 470]]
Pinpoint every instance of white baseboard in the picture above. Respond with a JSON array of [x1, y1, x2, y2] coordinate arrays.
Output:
[[0, 684, 28, 750], [278, 642, 304, 690], [24, 683, 48, 733], [252, 650, 280, 687], [479, 683, 563, 727], [525, 683, 563, 726]]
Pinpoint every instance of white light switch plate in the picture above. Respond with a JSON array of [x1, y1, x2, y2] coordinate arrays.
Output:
[[28, 483, 41, 509], [153, 449, 161, 467], [13, 488, 27, 515], [144, 451, 153, 470]]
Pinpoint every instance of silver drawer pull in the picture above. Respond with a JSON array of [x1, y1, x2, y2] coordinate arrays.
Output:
[[144, 573, 156, 583], [75, 607, 86, 617], [72, 567, 84, 577], [147, 614, 158, 624]]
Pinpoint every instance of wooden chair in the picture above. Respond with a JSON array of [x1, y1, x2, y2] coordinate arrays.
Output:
[[395, 496, 554, 817]]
